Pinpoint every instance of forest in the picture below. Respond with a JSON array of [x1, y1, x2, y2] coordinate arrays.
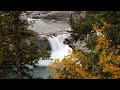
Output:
[[0, 11, 120, 79]]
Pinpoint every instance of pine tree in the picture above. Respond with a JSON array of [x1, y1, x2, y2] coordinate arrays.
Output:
[[0, 11, 49, 79]]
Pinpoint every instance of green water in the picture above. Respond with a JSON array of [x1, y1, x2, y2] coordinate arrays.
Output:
[[32, 66, 54, 79]]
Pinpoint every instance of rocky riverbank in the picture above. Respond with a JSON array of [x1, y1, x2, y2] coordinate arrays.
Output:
[[26, 11, 73, 20], [26, 11, 86, 21], [26, 11, 88, 52], [26, 16, 72, 53], [64, 36, 90, 52]]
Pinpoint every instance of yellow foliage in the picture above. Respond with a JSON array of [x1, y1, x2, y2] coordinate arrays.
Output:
[[48, 20, 120, 79], [93, 21, 110, 51], [48, 50, 97, 79], [93, 20, 120, 79]]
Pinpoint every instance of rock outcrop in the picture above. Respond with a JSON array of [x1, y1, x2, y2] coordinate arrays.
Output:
[[64, 37, 75, 49], [26, 11, 88, 52], [26, 11, 86, 21], [36, 36, 51, 51], [64, 36, 90, 52], [26, 11, 73, 20], [31, 35, 51, 52], [40, 11, 73, 20]]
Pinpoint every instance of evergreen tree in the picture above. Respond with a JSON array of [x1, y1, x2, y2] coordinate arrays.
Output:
[[0, 11, 50, 79], [69, 11, 120, 49], [49, 11, 120, 79]]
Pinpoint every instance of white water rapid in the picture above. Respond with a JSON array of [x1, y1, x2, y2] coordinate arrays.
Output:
[[27, 18, 72, 78], [48, 34, 72, 60], [48, 33, 72, 60], [37, 33, 72, 66], [27, 18, 72, 67]]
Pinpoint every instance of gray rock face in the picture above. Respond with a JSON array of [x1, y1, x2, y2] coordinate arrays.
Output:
[[26, 11, 88, 52], [64, 37, 75, 49], [26, 11, 73, 20], [40, 11, 73, 20], [26, 11, 86, 20], [31, 36, 51, 51], [72, 11, 87, 20], [37, 36, 51, 51], [64, 36, 90, 52]]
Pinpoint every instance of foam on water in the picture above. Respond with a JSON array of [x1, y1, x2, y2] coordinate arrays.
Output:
[[37, 33, 72, 66]]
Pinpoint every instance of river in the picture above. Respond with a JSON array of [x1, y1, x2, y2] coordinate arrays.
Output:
[[28, 18, 72, 79]]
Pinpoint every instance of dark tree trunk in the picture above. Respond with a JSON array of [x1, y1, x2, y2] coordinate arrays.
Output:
[[15, 45, 23, 79], [13, 15, 23, 79]]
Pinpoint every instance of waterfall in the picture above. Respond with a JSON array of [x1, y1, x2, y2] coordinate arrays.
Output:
[[37, 33, 72, 66], [48, 33, 72, 60], [28, 18, 72, 78]]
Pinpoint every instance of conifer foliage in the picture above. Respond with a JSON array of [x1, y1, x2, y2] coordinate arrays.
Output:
[[49, 11, 120, 79], [0, 11, 48, 79]]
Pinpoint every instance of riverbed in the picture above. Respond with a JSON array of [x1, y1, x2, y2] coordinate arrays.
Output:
[[28, 18, 71, 35], [28, 18, 72, 79]]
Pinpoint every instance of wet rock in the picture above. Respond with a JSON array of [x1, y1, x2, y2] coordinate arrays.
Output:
[[33, 36, 51, 51], [64, 36, 90, 52], [64, 37, 75, 49]]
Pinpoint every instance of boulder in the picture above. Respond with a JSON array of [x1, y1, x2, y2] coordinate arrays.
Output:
[[64, 36, 90, 52], [32, 36, 51, 51], [64, 37, 75, 49]]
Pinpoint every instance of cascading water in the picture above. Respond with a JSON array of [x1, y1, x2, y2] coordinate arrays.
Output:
[[28, 18, 72, 78], [37, 33, 72, 66], [48, 33, 72, 60], [33, 33, 72, 78]]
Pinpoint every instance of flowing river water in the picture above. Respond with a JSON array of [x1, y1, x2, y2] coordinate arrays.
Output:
[[28, 18, 72, 79]]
